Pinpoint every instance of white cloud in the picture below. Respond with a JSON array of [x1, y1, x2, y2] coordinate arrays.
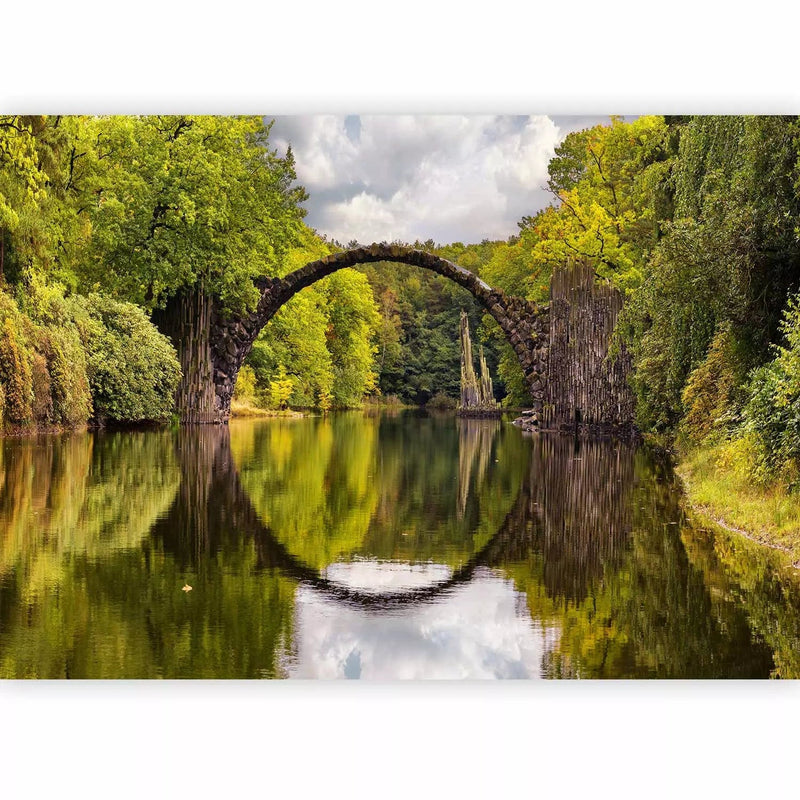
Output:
[[269, 114, 589, 244], [283, 563, 559, 679], [321, 559, 453, 591]]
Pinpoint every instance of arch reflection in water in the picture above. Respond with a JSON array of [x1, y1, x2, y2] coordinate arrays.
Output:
[[1, 413, 798, 678]]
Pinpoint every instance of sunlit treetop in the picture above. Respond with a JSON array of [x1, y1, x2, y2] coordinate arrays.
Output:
[[79, 115, 308, 313], [522, 115, 670, 293], [1, 115, 308, 314]]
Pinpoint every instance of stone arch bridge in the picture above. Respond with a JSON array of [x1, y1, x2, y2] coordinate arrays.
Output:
[[155, 244, 634, 434]]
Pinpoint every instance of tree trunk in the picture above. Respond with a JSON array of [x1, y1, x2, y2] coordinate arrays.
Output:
[[153, 290, 228, 424]]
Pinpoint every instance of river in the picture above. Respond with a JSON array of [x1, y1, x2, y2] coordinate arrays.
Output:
[[1, 411, 798, 678]]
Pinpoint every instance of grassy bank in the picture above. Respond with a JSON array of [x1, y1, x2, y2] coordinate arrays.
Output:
[[677, 441, 800, 564], [230, 400, 306, 418]]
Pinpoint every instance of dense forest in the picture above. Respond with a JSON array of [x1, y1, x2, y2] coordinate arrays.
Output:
[[3, 114, 800, 498]]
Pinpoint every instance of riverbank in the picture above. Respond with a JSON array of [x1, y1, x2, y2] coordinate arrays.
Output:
[[230, 400, 306, 418], [677, 441, 800, 566]]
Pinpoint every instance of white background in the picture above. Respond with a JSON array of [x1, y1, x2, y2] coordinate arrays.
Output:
[[2, 2, 800, 797]]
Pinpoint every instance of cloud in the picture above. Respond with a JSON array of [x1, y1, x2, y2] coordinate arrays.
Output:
[[269, 114, 610, 245], [321, 559, 453, 591], [284, 563, 559, 679]]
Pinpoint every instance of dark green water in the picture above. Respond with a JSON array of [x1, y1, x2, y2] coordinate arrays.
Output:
[[1, 411, 799, 678]]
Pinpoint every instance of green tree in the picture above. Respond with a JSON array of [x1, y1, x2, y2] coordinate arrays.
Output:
[[268, 364, 295, 410], [622, 115, 800, 432], [244, 226, 382, 410], [321, 269, 381, 407]]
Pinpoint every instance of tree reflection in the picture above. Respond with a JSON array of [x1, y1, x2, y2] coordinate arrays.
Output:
[[0, 416, 799, 678], [233, 413, 529, 571]]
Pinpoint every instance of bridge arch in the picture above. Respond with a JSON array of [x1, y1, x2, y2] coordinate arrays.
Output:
[[205, 244, 550, 423]]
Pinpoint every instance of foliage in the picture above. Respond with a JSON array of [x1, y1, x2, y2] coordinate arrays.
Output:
[[79, 116, 308, 313], [249, 290, 335, 408], [680, 323, 746, 443], [0, 283, 94, 429], [39, 325, 93, 426], [0, 116, 52, 284], [233, 364, 257, 403], [742, 294, 800, 486], [246, 226, 381, 410], [70, 294, 181, 423], [268, 364, 295, 410], [622, 115, 800, 432], [0, 115, 307, 314], [322, 269, 381, 407], [0, 311, 32, 425]]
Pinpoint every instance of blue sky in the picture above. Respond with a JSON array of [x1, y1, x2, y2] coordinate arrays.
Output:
[[269, 115, 611, 245]]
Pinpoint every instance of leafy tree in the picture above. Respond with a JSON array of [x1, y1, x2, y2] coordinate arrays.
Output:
[[532, 116, 669, 292], [74, 115, 307, 313], [622, 115, 800, 432], [0, 116, 51, 283], [268, 364, 295, 410], [321, 269, 381, 407], [0, 280, 92, 430]]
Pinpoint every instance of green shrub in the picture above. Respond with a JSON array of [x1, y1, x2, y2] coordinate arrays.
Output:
[[743, 294, 800, 487], [0, 314, 33, 425], [233, 365, 258, 403], [44, 326, 92, 426], [70, 294, 181, 424], [681, 323, 746, 443], [427, 391, 457, 410]]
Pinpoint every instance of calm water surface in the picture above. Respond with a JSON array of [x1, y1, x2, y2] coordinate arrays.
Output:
[[1, 411, 799, 678]]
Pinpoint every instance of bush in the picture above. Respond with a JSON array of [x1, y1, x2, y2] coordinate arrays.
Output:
[[742, 294, 800, 487], [0, 286, 95, 430], [0, 313, 33, 425], [44, 326, 92, 426], [70, 294, 181, 424], [681, 323, 745, 443], [233, 365, 258, 403], [0, 282, 181, 430], [427, 391, 458, 410]]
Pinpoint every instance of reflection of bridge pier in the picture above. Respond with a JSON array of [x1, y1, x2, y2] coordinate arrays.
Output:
[[524, 436, 636, 602], [151, 425, 637, 612]]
